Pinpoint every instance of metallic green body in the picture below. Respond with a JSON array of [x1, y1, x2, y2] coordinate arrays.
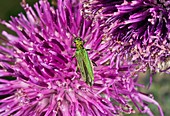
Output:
[[74, 38, 94, 86]]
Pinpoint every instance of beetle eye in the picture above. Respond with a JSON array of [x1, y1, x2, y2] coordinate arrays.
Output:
[[74, 38, 77, 43]]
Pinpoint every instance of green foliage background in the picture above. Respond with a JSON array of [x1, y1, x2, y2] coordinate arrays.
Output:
[[0, 0, 169, 116]]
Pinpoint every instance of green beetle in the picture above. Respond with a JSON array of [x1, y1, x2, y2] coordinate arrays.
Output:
[[74, 37, 94, 86]]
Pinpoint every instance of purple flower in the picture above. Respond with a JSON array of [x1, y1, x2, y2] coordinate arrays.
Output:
[[84, 0, 170, 73], [0, 0, 164, 115]]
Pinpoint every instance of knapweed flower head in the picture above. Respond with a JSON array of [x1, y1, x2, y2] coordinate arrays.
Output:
[[0, 0, 163, 116], [83, 0, 170, 73]]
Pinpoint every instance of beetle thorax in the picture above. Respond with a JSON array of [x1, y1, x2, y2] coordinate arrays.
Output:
[[74, 38, 84, 50]]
